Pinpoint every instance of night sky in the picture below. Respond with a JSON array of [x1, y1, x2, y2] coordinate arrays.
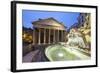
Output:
[[22, 10, 80, 29]]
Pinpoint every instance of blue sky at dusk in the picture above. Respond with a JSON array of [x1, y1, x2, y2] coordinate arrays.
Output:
[[22, 10, 80, 29]]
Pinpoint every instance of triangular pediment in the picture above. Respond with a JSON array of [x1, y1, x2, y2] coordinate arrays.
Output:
[[32, 18, 66, 30]]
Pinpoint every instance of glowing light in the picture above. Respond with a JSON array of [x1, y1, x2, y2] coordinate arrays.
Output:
[[58, 53, 64, 57]]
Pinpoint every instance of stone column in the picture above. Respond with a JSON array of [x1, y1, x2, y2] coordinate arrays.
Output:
[[64, 31, 66, 42], [44, 28, 46, 44], [61, 30, 63, 42], [49, 29, 51, 44], [58, 30, 59, 42], [38, 28, 41, 45], [53, 29, 55, 44], [33, 28, 35, 45]]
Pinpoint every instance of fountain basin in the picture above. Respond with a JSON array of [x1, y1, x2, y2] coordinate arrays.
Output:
[[45, 44, 84, 61]]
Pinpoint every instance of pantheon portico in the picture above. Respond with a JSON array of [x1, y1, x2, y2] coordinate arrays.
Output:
[[32, 18, 67, 45]]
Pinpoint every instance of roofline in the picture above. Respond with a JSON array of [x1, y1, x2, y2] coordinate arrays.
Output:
[[32, 18, 67, 28]]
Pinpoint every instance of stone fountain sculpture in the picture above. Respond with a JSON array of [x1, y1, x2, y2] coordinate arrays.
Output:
[[66, 28, 86, 48]]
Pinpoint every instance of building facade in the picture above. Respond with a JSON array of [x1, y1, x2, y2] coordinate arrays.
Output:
[[77, 13, 91, 29], [32, 18, 67, 45], [22, 27, 33, 43], [78, 13, 91, 49]]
